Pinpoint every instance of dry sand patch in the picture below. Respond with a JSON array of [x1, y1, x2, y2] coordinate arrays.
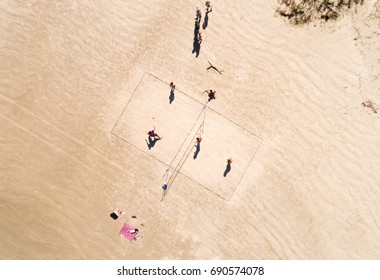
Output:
[[1, 0, 380, 259], [180, 109, 262, 200]]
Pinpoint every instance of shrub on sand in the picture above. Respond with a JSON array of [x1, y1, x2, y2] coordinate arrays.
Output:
[[276, 0, 364, 25]]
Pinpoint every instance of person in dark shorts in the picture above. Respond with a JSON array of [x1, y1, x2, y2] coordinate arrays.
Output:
[[169, 82, 176, 104], [193, 135, 202, 159], [203, 89, 216, 101], [146, 127, 162, 149]]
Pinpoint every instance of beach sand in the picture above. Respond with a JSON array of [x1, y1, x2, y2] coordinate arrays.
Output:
[[0, 0, 379, 259]]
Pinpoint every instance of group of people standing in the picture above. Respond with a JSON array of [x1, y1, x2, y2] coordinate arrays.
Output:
[[193, 1, 213, 56], [155, 1, 233, 191], [111, 2, 223, 240], [146, 82, 216, 150]]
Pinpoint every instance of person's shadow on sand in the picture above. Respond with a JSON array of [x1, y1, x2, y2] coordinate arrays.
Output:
[[192, 22, 201, 57], [146, 137, 160, 150], [193, 143, 201, 159], [202, 11, 210, 29], [194, 21, 200, 38], [192, 40, 201, 57], [169, 89, 175, 104], [223, 162, 231, 177]]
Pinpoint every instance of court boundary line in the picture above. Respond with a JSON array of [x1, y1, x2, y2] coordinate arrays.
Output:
[[0, 73, 262, 202], [110, 72, 263, 201]]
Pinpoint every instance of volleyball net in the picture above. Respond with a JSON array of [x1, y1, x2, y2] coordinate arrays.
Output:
[[161, 102, 208, 201]]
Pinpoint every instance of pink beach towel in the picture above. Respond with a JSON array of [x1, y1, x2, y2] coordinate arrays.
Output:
[[119, 223, 137, 240]]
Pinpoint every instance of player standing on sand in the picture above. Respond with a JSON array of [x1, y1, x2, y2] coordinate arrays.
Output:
[[205, 1, 212, 12], [193, 135, 202, 159], [195, 7, 202, 22], [169, 82, 176, 104], [223, 157, 233, 177], [170, 82, 175, 92], [195, 135, 202, 145], [227, 157, 233, 165], [146, 127, 161, 140], [146, 126, 162, 149], [203, 89, 216, 101]]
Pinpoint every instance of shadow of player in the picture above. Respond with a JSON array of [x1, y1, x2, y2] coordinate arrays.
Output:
[[146, 137, 160, 150], [193, 143, 201, 159], [202, 10, 210, 29], [192, 40, 201, 57], [223, 163, 231, 177], [192, 21, 201, 57], [169, 89, 175, 104]]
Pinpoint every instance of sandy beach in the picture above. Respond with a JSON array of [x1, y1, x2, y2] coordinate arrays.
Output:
[[1, 0, 380, 259]]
